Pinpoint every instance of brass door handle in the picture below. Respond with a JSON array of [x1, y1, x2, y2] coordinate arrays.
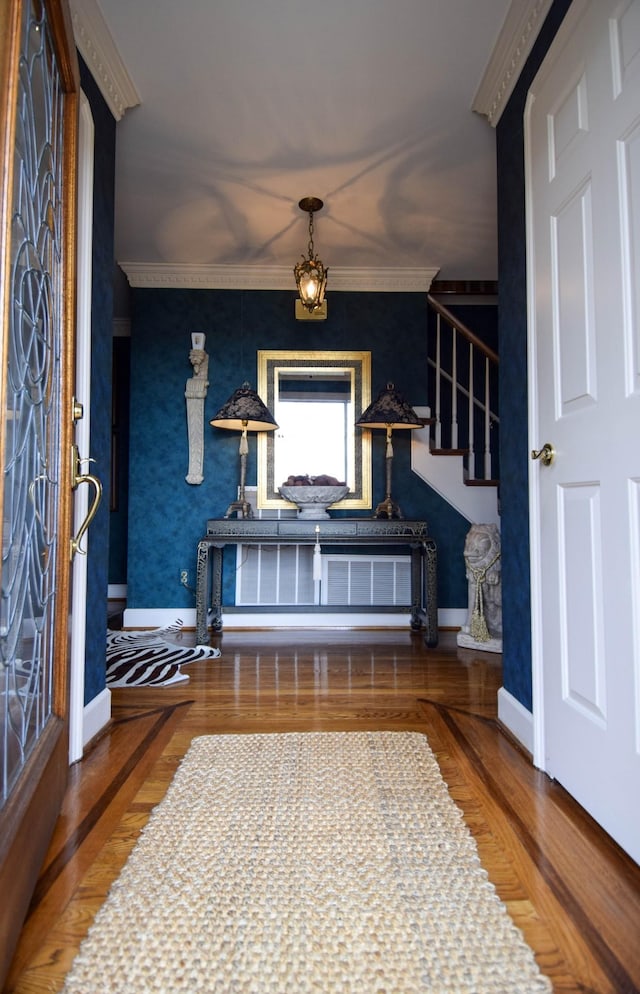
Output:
[[70, 444, 103, 558], [531, 442, 555, 466]]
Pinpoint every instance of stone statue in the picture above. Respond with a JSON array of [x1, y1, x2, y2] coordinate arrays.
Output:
[[457, 523, 502, 653], [185, 333, 209, 485]]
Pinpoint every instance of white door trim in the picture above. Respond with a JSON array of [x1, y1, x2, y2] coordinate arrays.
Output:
[[68, 90, 96, 764]]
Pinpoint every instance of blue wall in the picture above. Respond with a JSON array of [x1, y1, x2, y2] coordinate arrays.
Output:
[[496, 0, 573, 710], [79, 57, 115, 704], [126, 288, 472, 613], [109, 336, 130, 583]]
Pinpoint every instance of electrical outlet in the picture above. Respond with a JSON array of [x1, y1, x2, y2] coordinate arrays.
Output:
[[180, 569, 188, 586]]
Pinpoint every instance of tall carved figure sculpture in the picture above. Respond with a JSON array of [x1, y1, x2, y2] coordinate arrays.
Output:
[[185, 333, 209, 485], [457, 523, 502, 653]]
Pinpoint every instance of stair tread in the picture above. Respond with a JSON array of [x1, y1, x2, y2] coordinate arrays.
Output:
[[425, 446, 499, 487], [430, 447, 468, 456]]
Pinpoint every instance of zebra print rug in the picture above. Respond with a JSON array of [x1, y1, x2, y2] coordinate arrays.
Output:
[[106, 620, 221, 687]]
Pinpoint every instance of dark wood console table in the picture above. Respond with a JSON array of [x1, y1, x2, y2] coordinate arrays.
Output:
[[196, 518, 438, 646]]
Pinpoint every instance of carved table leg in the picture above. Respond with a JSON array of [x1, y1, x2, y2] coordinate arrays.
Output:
[[410, 545, 423, 630], [423, 537, 439, 647], [195, 540, 211, 645], [210, 547, 223, 632]]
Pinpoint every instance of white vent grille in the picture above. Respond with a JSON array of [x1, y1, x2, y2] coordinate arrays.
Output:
[[236, 545, 316, 605], [321, 555, 411, 606], [235, 546, 410, 608]]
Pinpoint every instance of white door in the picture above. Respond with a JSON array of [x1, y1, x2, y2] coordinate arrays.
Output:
[[526, 0, 640, 863]]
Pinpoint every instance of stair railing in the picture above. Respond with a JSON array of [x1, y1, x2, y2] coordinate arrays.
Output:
[[427, 294, 500, 483]]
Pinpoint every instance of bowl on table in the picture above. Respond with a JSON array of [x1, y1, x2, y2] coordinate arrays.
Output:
[[278, 484, 349, 519]]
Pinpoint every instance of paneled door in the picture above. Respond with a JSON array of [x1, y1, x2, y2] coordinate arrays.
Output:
[[527, 0, 640, 863], [0, 0, 80, 982]]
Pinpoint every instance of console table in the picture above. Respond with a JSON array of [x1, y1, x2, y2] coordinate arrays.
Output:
[[195, 518, 438, 646]]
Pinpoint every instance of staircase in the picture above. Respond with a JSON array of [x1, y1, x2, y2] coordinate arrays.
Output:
[[411, 294, 500, 526]]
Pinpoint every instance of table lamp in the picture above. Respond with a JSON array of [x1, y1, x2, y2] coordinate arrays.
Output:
[[356, 382, 422, 519], [210, 382, 278, 519]]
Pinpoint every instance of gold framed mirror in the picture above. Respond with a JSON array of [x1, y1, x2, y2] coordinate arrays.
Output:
[[257, 350, 372, 510]]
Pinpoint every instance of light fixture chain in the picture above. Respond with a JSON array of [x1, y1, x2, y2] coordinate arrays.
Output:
[[307, 211, 315, 258]]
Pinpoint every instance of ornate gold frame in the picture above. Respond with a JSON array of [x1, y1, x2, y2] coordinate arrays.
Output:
[[257, 350, 372, 510]]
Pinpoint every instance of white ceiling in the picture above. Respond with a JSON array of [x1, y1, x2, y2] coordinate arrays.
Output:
[[71, 0, 551, 289]]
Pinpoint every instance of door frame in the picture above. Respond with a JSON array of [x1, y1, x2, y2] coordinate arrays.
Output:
[[68, 90, 94, 764], [525, 0, 591, 771]]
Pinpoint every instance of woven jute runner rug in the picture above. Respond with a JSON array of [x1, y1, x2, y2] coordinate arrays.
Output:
[[61, 731, 551, 993]]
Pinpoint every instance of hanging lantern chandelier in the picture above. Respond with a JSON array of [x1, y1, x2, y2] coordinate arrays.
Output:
[[294, 197, 328, 318]]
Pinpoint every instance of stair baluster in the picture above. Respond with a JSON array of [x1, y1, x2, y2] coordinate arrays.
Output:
[[426, 294, 499, 486]]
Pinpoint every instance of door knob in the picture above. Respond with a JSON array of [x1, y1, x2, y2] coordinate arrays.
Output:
[[531, 442, 555, 466]]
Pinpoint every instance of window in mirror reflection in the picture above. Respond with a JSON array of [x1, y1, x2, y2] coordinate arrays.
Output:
[[274, 371, 352, 485]]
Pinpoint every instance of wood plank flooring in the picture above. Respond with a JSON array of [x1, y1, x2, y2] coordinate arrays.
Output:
[[5, 629, 640, 993]]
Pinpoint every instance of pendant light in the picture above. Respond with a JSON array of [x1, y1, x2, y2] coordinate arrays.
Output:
[[294, 197, 328, 319]]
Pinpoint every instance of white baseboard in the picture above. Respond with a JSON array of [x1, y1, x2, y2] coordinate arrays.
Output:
[[123, 608, 197, 629], [83, 687, 111, 749], [439, 608, 466, 629], [221, 611, 413, 629], [122, 606, 465, 631], [497, 687, 533, 754]]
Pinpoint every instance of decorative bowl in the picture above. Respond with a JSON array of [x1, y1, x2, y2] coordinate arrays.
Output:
[[278, 485, 349, 519]]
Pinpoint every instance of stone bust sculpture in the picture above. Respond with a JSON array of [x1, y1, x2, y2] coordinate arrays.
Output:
[[457, 523, 502, 653]]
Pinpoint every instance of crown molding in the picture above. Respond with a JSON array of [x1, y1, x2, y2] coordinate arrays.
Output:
[[118, 263, 440, 293], [70, 0, 140, 120], [472, 0, 553, 127]]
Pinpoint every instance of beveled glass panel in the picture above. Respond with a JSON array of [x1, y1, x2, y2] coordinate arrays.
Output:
[[1, 0, 65, 806]]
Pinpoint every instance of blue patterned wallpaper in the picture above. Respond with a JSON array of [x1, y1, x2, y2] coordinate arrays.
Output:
[[126, 289, 473, 612], [78, 57, 115, 705], [109, 336, 130, 582]]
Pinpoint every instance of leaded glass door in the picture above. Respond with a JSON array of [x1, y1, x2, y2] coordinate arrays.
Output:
[[0, 0, 79, 983]]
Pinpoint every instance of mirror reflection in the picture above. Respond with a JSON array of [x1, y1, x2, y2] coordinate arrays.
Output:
[[257, 350, 372, 510], [275, 369, 352, 486]]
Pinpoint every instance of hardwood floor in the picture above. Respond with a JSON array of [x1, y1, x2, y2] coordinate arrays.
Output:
[[5, 629, 640, 993]]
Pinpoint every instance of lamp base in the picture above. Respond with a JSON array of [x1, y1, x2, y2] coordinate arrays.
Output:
[[223, 499, 254, 520], [373, 496, 404, 520]]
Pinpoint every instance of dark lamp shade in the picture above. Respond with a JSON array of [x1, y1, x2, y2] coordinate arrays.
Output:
[[210, 382, 278, 432], [356, 383, 422, 429]]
